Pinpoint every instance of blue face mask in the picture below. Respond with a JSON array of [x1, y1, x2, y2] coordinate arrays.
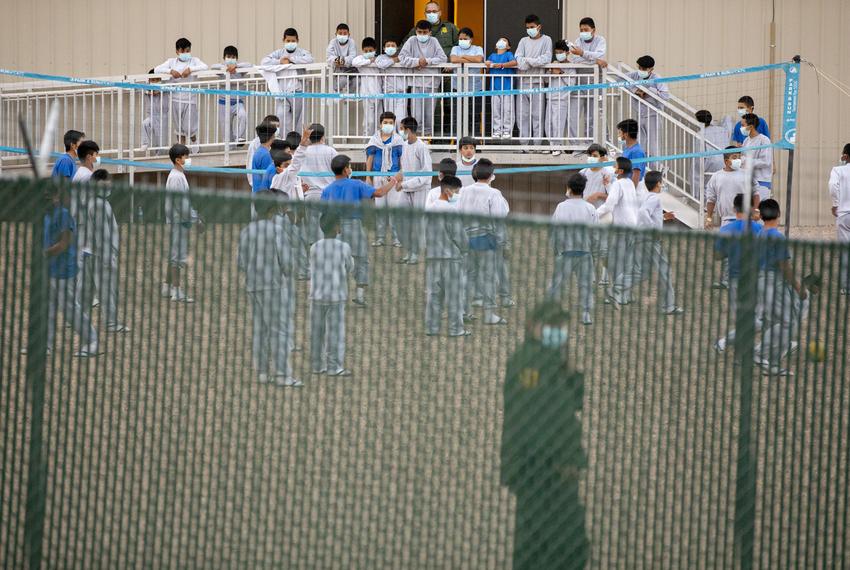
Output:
[[541, 325, 569, 348], [448, 193, 460, 203], [178, 52, 192, 62]]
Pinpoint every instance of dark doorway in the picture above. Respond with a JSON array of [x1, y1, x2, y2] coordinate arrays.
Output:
[[485, 0, 563, 54], [375, 0, 415, 47]]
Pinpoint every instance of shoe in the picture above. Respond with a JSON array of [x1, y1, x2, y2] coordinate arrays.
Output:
[[484, 315, 508, 325], [714, 338, 727, 353], [258, 373, 270, 384], [597, 279, 609, 287], [291, 345, 303, 353], [407, 254, 419, 265], [190, 143, 200, 154], [397, 256, 410, 264], [20, 347, 52, 356], [371, 240, 385, 247], [841, 288, 849, 296], [754, 356, 770, 368], [352, 298, 368, 308], [711, 282, 729, 290], [297, 274, 310, 281], [91, 297, 100, 308], [106, 323, 131, 333], [171, 289, 195, 303], [392, 241, 403, 248], [470, 299, 484, 308], [664, 306, 685, 316], [463, 313, 478, 323], [312, 368, 327, 375], [785, 341, 799, 359], [500, 298, 516, 308], [450, 330, 472, 337], [275, 376, 304, 387], [582, 312, 593, 325], [327, 368, 352, 377], [140, 144, 149, 152], [603, 295, 620, 310], [426, 331, 439, 337], [551, 150, 562, 156], [161, 283, 174, 298], [764, 366, 793, 377], [73, 343, 100, 358]]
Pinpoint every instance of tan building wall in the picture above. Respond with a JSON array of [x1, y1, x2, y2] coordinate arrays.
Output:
[[4, 0, 847, 225]]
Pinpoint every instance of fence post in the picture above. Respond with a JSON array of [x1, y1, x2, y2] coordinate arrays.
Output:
[[734, 230, 758, 570], [24, 185, 49, 570]]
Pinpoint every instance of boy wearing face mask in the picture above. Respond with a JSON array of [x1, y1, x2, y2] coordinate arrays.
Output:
[[580, 143, 615, 285], [828, 143, 850, 294], [731, 96, 771, 146], [399, 21, 449, 138], [485, 38, 517, 139], [548, 173, 598, 325], [740, 113, 774, 200], [261, 28, 315, 132], [393, 117, 433, 265], [154, 38, 208, 153], [545, 40, 571, 155], [72, 140, 102, 305], [597, 156, 640, 306], [450, 27, 485, 136], [352, 37, 382, 135], [456, 136, 479, 187], [426, 158, 458, 210], [425, 175, 470, 337], [163, 143, 204, 303], [327, 23, 358, 93], [366, 112, 405, 247], [53, 130, 85, 180], [515, 14, 553, 147], [376, 40, 407, 125], [616, 119, 646, 186], [627, 55, 670, 166], [567, 17, 607, 140], [210, 46, 251, 144]]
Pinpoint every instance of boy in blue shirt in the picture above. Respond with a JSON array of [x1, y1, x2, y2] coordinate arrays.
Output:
[[322, 154, 398, 306], [485, 37, 517, 139], [617, 119, 646, 185], [365, 112, 405, 247], [731, 95, 770, 145], [251, 123, 278, 194], [44, 186, 99, 357], [51, 130, 85, 180], [713, 193, 763, 353]]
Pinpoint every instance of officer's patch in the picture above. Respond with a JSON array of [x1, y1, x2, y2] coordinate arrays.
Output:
[[519, 368, 540, 390]]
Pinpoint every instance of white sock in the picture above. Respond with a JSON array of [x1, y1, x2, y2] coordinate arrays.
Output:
[[356, 287, 365, 301]]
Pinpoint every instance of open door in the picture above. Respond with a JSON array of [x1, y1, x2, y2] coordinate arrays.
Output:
[[375, 0, 415, 46], [485, 0, 563, 54]]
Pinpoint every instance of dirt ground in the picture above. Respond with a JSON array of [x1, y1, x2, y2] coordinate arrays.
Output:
[[1, 213, 849, 569]]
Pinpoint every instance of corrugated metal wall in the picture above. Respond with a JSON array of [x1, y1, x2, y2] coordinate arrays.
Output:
[[3, 0, 846, 225]]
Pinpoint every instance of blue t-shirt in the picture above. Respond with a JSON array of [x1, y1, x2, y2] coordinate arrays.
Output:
[[251, 146, 273, 191], [731, 117, 770, 145], [486, 52, 516, 91], [714, 219, 763, 278], [622, 143, 646, 180], [321, 178, 375, 219], [365, 139, 403, 173], [51, 154, 77, 180], [43, 207, 78, 279], [759, 227, 790, 272]]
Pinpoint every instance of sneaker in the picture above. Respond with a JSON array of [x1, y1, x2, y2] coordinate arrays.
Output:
[[449, 330, 473, 337], [275, 376, 304, 387], [73, 343, 100, 358], [470, 299, 484, 308], [106, 323, 131, 333], [754, 356, 770, 368], [91, 297, 100, 308], [714, 338, 727, 353], [841, 288, 849, 296], [407, 254, 419, 265], [462, 313, 478, 323], [392, 240, 403, 248], [397, 255, 410, 264], [664, 306, 685, 316], [785, 341, 799, 359], [312, 368, 327, 375], [711, 282, 729, 290], [161, 283, 174, 298], [371, 239, 385, 247], [327, 368, 352, 377], [500, 298, 517, 308], [764, 366, 793, 377], [352, 298, 368, 308], [483, 315, 508, 325], [190, 143, 200, 154], [258, 373, 270, 384], [582, 312, 593, 325], [551, 150, 562, 156], [171, 289, 195, 303], [140, 144, 149, 152], [20, 347, 52, 356]]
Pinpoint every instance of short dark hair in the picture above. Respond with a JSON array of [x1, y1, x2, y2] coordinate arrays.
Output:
[[472, 158, 495, 182], [843, 143, 850, 156], [586, 143, 607, 156], [438, 158, 457, 176], [175, 38, 191, 51], [384, 38, 398, 47], [223, 45, 238, 58], [77, 140, 100, 161], [257, 195, 283, 218], [760, 199, 781, 221], [320, 212, 341, 236], [256, 123, 277, 143], [169, 143, 190, 163], [733, 193, 745, 212], [91, 169, 110, 182], [401, 116, 419, 133], [63, 130, 85, 151], [273, 151, 293, 168], [459, 136, 477, 149], [362, 37, 378, 50], [336, 23, 350, 32], [645, 170, 663, 191], [636, 55, 655, 69], [309, 123, 326, 143], [525, 14, 541, 25], [616, 156, 633, 173], [724, 145, 740, 161], [738, 95, 755, 108], [416, 20, 431, 31], [331, 154, 352, 175], [285, 131, 301, 149], [567, 173, 587, 195], [554, 39, 569, 52], [283, 28, 299, 40], [379, 111, 396, 123], [263, 114, 280, 124], [743, 113, 760, 128], [441, 175, 462, 190], [617, 119, 639, 139], [579, 17, 596, 29], [459, 27, 474, 38], [695, 110, 713, 126], [270, 140, 288, 152]]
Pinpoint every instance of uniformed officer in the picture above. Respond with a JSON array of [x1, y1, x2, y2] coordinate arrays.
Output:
[[403, 1, 460, 58], [500, 301, 589, 570]]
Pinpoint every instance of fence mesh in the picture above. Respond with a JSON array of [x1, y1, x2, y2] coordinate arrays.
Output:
[[1, 178, 849, 569]]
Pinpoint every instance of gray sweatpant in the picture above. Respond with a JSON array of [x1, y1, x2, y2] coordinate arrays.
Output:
[[491, 94, 515, 137], [275, 95, 305, 133], [310, 301, 346, 372], [341, 218, 369, 286], [719, 274, 767, 346], [545, 93, 569, 141], [171, 100, 200, 138], [760, 271, 796, 366], [497, 248, 512, 299], [398, 191, 426, 257], [547, 253, 594, 312], [425, 258, 466, 335], [218, 100, 247, 142], [48, 277, 98, 349], [249, 287, 292, 376], [92, 253, 120, 326], [303, 194, 323, 244], [612, 239, 677, 311], [607, 234, 636, 302], [838, 213, 850, 290], [466, 249, 498, 311], [517, 87, 546, 143], [567, 77, 597, 139]]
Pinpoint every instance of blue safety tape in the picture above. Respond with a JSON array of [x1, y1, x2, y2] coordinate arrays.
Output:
[[0, 142, 785, 178], [0, 62, 790, 102]]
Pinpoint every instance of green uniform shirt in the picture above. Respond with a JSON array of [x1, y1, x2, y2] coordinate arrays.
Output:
[[403, 21, 460, 57]]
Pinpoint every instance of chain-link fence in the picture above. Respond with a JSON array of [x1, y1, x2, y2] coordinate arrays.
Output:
[[1, 179, 848, 568]]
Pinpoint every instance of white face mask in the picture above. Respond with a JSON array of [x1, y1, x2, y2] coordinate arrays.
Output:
[[740, 125, 750, 137], [496, 40, 508, 50], [178, 52, 192, 62], [458, 39, 472, 49], [337, 34, 349, 44], [385, 46, 397, 56], [555, 52, 567, 62], [488, 175, 496, 184], [381, 123, 395, 135], [416, 34, 430, 43], [224, 58, 237, 66], [426, 12, 440, 24], [448, 193, 460, 203], [363, 51, 376, 59], [730, 158, 743, 170], [841, 157, 848, 165], [541, 325, 569, 348], [284, 42, 298, 52], [183, 158, 192, 167], [579, 31, 593, 42], [737, 108, 747, 117], [637, 69, 650, 80], [526, 27, 540, 38], [93, 156, 101, 166], [586, 156, 600, 164]]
